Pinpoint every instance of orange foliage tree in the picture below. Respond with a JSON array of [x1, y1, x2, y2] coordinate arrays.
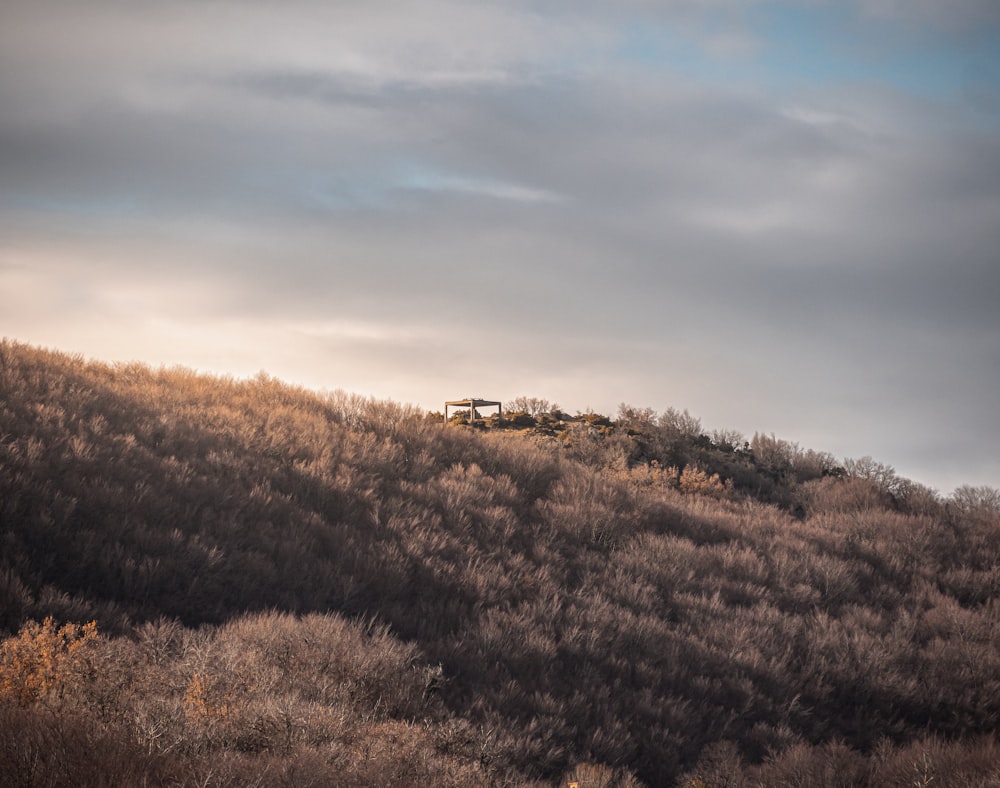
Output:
[[0, 617, 98, 706]]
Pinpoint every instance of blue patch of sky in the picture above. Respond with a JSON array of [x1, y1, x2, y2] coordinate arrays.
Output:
[[756, 4, 998, 98], [258, 162, 516, 214], [230, 164, 392, 215], [614, 3, 1000, 104], [300, 175, 399, 214], [615, 19, 747, 83], [391, 163, 507, 199]]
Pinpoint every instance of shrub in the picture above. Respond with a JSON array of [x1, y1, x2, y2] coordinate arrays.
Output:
[[678, 464, 726, 498], [0, 617, 98, 706]]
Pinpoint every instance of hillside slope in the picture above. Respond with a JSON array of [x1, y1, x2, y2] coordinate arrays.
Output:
[[1, 339, 999, 786]]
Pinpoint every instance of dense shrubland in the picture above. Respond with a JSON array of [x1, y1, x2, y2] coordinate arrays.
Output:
[[1, 339, 998, 786]]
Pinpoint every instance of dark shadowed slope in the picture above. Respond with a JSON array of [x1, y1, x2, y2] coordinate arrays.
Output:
[[1, 339, 998, 786]]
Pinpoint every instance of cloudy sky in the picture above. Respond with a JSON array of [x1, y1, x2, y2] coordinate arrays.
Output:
[[2, 0, 998, 493]]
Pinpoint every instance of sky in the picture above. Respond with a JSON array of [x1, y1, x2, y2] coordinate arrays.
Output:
[[2, 0, 999, 494]]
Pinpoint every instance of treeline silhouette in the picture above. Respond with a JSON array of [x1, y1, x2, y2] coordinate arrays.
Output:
[[1, 339, 998, 786]]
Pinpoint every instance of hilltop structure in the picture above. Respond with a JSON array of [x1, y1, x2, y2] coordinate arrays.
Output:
[[444, 398, 502, 424]]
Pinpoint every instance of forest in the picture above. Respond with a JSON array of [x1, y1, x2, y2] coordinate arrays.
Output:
[[1, 338, 998, 786]]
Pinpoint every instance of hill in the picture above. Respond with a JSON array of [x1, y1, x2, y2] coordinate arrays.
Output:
[[1, 339, 999, 786]]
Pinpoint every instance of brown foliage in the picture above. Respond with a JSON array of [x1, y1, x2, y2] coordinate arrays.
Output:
[[0, 611, 489, 785], [2, 339, 999, 786]]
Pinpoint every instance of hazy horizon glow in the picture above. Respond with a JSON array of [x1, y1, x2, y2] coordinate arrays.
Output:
[[2, 1, 999, 494]]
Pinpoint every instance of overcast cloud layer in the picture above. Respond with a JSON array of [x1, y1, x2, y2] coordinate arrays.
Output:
[[2, 0, 998, 493]]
